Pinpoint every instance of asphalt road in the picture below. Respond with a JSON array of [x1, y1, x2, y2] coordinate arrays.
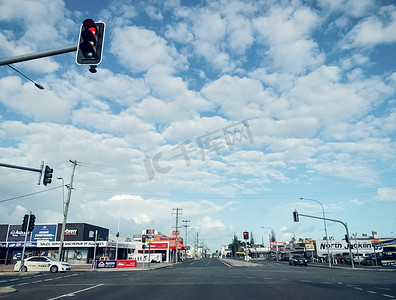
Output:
[[1, 258, 396, 300]]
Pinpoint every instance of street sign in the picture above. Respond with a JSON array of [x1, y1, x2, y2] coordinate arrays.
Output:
[[172, 231, 180, 236]]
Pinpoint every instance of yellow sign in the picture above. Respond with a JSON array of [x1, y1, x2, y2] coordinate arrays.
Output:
[[305, 243, 315, 249]]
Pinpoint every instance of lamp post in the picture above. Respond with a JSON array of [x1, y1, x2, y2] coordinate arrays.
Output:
[[299, 197, 331, 267]]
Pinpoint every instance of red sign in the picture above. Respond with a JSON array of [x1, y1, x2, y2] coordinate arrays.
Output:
[[270, 242, 285, 246], [116, 260, 136, 268], [149, 242, 169, 249], [172, 231, 180, 236]]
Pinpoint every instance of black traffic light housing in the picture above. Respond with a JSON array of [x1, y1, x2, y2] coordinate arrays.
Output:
[[345, 235, 349, 243], [293, 210, 299, 222], [43, 165, 53, 186], [142, 235, 146, 243], [76, 19, 106, 66], [28, 214, 36, 231], [243, 231, 249, 240], [22, 214, 29, 232]]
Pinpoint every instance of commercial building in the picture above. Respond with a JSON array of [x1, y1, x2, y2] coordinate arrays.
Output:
[[0, 223, 187, 265]]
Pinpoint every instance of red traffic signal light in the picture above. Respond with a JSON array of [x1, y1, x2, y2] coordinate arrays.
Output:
[[142, 235, 146, 243], [76, 19, 105, 65], [243, 231, 249, 240]]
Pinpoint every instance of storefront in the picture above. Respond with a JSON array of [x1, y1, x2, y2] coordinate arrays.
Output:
[[0, 222, 122, 265]]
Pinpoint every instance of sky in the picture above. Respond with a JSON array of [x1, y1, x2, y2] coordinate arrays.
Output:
[[0, 0, 395, 252]]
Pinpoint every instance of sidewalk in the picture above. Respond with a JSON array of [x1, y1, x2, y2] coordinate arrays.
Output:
[[0, 262, 173, 275]]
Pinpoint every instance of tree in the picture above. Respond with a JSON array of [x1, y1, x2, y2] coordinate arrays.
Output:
[[250, 231, 255, 246], [228, 233, 242, 257], [270, 230, 276, 242]]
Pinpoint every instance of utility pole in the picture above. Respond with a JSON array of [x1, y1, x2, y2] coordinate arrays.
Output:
[[58, 160, 77, 261], [182, 220, 190, 259], [172, 208, 182, 263]]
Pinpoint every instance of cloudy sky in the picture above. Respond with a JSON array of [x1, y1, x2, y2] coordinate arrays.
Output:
[[0, 0, 395, 251]]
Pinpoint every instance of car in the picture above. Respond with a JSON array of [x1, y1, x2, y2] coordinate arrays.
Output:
[[289, 255, 308, 266], [14, 256, 71, 273]]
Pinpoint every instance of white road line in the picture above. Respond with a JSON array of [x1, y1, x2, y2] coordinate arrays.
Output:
[[382, 294, 395, 299], [47, 283, 105, 300], [32, 280, 43, 284], [219, 260, 232, 268], [355, 287, 363, 291], [367, 291, 377, 294]]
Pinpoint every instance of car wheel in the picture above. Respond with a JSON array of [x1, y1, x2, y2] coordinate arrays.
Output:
[[50, 265, 58, 273], [20, 266, 27, 272]]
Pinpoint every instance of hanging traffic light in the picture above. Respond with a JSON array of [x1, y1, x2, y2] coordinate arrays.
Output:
[[76, 19, 105, 66], [345, 235, 349, 243], [22, 214, 29, 232], [43, 165, 53, 186], [28, 214, 36, 231], [293, 210, 299, 222], [243, 231, 249, 240]]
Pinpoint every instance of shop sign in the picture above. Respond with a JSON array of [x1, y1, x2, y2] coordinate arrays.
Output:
[[116, 260, 137, 268], [7, 225, 31, 241], [31, 225, 57, 241], [64, 229, 78, 236], [371, 239, 396, 249], [96, 260, 116, 268], [270, 242, 285, 246]]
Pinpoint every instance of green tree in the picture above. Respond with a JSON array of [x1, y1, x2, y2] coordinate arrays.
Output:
[[228, 233, 242, 257], [270, 230, 276, 242]]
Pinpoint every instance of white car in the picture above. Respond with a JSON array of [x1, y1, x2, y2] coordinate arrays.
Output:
[[14, 256, 71, 273]]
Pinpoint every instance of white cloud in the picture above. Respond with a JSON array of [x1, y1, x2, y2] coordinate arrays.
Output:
[[376, 187, 396, 202], [110, 26, 186, 73]]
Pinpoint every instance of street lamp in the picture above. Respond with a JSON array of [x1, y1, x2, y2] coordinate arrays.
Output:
[[299, 197, 331, 267]]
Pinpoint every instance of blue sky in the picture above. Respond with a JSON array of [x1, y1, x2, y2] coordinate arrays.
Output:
[[0, 0, 395, 251]]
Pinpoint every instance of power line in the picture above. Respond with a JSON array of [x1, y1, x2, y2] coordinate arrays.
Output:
[[0, 185, 62, 203]]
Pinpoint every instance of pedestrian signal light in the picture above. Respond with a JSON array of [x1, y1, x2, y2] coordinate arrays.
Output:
[[76, 19, 105, 65]]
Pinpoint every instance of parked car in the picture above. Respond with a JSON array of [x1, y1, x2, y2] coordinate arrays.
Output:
[[14, 256, 71, 273], [289, 255, 308, 266]]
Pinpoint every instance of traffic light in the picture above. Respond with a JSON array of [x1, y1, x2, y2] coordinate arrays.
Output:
[[293, 210, 299, 222], [22, 214, 29, 232], [28, 214, 36, 231], [243, 231, 249, 240], [76, 19, 105, 65], [142, 235, 146, 243], [345, 235, 349, 243], [43, 165, 53, 186]]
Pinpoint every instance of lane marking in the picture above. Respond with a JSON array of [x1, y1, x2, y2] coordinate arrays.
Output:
[[367, 291, 377, 294], [47, 283, 105, 300], [219, 260, 232, 268], [383, 294, 395, 299]]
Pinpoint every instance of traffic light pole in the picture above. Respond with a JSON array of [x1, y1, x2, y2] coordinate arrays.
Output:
[[0, 46, 77, 66], [297, 212, 355, 269], [0, 162, 44, 185], [20, 213, 31, 272]]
